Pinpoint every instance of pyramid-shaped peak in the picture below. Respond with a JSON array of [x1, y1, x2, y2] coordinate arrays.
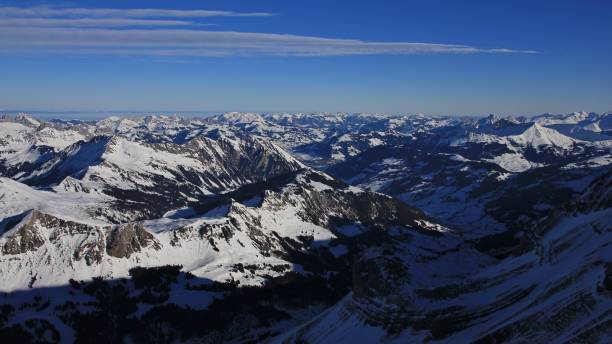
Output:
[[512, 122, 577, 148]]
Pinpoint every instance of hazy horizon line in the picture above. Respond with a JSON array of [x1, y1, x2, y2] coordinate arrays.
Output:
[[1, 109, 608, 120]]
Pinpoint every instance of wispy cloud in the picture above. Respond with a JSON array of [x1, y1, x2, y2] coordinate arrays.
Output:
[[0, 6, 275, 18], [0, 18, 213, 28], [0, 6, 536, 57]]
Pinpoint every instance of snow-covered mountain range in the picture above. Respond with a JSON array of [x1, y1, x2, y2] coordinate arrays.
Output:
[[0, 112, 610, 343]]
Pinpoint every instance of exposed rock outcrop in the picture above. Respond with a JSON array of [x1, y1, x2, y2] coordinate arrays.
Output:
[[106, 223, 161, 258], [2, 211, 46, 255]]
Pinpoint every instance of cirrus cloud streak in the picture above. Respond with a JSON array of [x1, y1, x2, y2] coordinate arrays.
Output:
[[0, 27, 537, 57], [0, 6, 536, 57], [0, 18, 213, 27], [0, 6, 275, 18]]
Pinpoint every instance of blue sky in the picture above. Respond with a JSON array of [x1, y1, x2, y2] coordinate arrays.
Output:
[[0, 0, 611, 116]]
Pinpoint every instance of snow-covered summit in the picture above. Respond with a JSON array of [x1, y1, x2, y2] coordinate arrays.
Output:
[[508, 122, 579, 148]]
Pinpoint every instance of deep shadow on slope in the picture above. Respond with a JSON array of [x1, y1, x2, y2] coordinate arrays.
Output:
[[0, 265, 351, 344]]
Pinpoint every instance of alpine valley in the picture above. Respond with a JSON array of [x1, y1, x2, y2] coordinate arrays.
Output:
[[0, 111, 610, 343]]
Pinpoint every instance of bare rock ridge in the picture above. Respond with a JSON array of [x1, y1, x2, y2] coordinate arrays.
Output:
[[2, 211, 46, 255], [106, 223, 161, 258]]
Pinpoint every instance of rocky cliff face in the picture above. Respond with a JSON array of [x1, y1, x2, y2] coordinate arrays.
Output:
[[106, 223, 161, 259], [281, 171, 612, 343], [1, 211, 46, 255]]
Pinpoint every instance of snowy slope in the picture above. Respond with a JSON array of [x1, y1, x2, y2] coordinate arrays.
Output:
[[0, 169, 437, 292], [278, 172, 612, 343], [13, 134, 304, 222]]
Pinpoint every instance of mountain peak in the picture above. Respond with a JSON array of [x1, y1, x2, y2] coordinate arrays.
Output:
[[215, 112, 266, 124], [509, 122, 577, 148], [0, 113, 41, 128], [476, 114, 520, 131]]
